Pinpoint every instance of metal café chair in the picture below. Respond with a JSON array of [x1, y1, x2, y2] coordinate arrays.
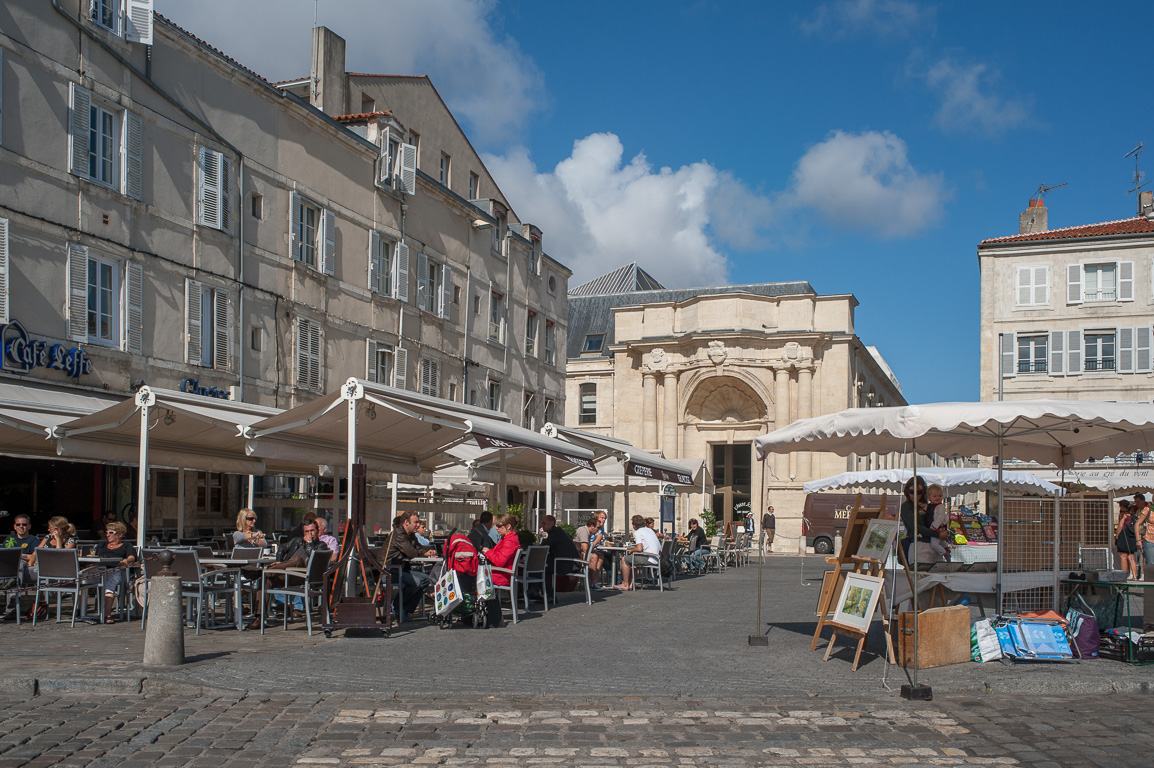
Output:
[[488, 549, 522, 625], [518, 545, 550, 612], [33, 548, 102, 627], [552, 548, 592, 606], [0, 548, 26, 625], [260, 551, 330, 636], [171, 550, 242, 633]]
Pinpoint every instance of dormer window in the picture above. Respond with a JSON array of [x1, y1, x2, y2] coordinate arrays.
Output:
[[582, 334, 604, 354]]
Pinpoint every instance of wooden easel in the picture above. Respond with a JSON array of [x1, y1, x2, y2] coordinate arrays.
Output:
[[810, 493, 901, 670]]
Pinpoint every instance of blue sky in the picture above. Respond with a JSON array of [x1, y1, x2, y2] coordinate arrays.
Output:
[[156, 0, 1154, 404]]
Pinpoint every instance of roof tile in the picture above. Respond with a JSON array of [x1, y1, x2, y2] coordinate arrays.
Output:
[[981, 216, 1154, 245]]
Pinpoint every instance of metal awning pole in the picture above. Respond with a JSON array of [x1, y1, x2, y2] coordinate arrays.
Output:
[[135, 389, 154, 553]]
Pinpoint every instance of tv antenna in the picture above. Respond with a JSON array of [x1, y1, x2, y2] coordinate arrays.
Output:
[[1126, 142, 1148, 213], [1032, 182, 1067, 201]]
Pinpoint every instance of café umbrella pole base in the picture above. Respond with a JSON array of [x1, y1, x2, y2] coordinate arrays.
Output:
[[900, 684, 933, 701], [749, 528, 769, 646]]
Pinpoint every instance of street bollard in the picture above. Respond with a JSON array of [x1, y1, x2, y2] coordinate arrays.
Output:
[[143, 551, 184, 667], [798, 535, 806, 555]]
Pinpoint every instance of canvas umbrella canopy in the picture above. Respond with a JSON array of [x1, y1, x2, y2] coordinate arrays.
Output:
[[803, 467, 1064, 495], [755, 398, 1154, 690], [1038, 467, 1154, 494]]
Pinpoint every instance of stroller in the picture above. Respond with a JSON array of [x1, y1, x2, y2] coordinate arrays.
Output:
[[428, 530, 489, 629]]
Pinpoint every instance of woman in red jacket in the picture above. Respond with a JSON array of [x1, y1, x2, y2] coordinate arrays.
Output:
[[483, 513, 521, 586]]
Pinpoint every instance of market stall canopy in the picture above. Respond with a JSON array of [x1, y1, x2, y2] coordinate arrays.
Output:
[[1035, 467, 1154, 494], [755, 400, 1154, 468], [802, 467, 1064, 495], [542, 424, 696, 484]]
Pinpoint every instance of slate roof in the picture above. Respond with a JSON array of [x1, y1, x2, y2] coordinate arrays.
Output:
[[567, 275, 815, 360], [569, 263, 666, 297], [980, 216, 1154, 245]]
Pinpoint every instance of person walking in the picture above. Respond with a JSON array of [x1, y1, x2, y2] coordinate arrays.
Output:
[[1114, 499, 1139, 580], [762, 505, 776, 555]]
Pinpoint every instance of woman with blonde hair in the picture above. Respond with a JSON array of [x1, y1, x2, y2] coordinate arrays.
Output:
[[94, 522, 136, 623], [233, 508, 267, 547], [40, 516, 77, 550]]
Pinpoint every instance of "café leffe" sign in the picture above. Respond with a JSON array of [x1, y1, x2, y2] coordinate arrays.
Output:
[[0, 320, 93, 378]]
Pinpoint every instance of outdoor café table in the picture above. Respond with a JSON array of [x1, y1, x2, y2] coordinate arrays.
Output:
[[598, 545, 629, 586], [1062, 577, 1154, 665]]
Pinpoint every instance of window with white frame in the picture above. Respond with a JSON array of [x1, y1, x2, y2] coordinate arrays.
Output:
[[415, 252, 451, 318], [1084, 331, 1116, 372], [195, 471, 224, 514], [1015, 266, 1049, 307], [1016, 334, 1047, 373], [489, 291, 505, 342], [579, 382, 596, 425], [1068, 261, 1134, 304], [290, 192, 335, 274], [198, 147, 231, 232], [528, 233, 541, 276], [468, 172, 479, 199], [492, 211, 506, 255], [366, 340, 395, 386], [544, 320, 555, 365], [68, 84, 143, 199], [369, 232, 393, 296], [525, 310, 538, 357], [66, 243, 142, 352], [90, 0, 153, 43], [186, 280, 231, 370], [522, 391, 535, 430], [487, 379, 501, 412], [93, 0, 119, 33], [543, 397, 555, 426], [420, 357, 440, 397], [296, 317, 323, 391], [439, 153, 451, 186]]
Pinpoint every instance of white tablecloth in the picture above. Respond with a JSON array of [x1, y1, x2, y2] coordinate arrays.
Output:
[[888, 569, 1055, 606]]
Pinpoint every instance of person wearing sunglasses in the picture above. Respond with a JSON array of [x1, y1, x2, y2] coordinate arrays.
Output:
[[2, 515, 40, 620], [899, 477, 947, 566], [233, 508, 267, 548]]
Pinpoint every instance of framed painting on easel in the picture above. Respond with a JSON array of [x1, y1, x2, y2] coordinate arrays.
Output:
[[831, 573, 886, 634]]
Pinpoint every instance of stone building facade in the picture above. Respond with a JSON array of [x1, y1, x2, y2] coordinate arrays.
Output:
[[563, 265, 906, 542]]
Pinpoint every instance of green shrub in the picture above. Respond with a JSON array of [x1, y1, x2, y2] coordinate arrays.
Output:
[[700, 508, 718, 538]]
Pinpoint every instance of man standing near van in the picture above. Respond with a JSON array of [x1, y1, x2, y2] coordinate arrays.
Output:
[[762, 505, 776, 555]]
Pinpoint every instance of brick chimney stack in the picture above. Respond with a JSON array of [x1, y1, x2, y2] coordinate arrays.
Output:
[[1019, 198, 1048, 235], [1141, 190, 1154, 220]]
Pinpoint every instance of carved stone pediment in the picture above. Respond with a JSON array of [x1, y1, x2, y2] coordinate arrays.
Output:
[[707, 340, 727, 365], [686, 376, 766, 424], [645, 348, 670, 372]]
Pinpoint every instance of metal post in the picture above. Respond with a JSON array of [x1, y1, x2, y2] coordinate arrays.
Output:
[[176, 468, 185, 540], [135, 389, 154, 553]]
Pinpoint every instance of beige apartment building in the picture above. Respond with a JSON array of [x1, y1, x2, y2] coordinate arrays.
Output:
[[979, 193, 1154, 405], [0, 3, 569, 532], [563, 264, 906, 541]]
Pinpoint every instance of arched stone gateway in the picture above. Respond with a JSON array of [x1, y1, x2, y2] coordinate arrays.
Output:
[[685, 375, 767, 424]]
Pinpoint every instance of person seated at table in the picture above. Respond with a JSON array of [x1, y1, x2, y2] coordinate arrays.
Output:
[[414, 519, 432, 548], [2, 514, 40, 620], [233, 508, 267, 548], [574, 516, 603, 590], [94, 522, 136, 624], [39, 516, 77, 551], [685, 518, 710, 571], [591, 510, 615, 586], [246, 518, 331, 627], [539, 515, 577, 599], [317, 518, 340, 556], [383, 512, 436, 619], [90, 511, 116, 541], [620, 514, 661, 591], [482, 514, 521, 588], [468, 511, 494, 553], [288, 511, 317, 541]]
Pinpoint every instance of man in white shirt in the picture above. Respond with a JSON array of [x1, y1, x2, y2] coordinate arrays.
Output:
[[620, 514, 661, 590]]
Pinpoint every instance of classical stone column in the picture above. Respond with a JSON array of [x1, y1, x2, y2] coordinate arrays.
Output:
[[773, 367, 790, 480], [662, 371, 679, 458], [642, 371, 658, 450], [797, 365, 814, 478]]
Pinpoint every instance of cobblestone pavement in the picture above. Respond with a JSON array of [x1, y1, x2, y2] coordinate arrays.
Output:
[[2, 691, 1151, 767]]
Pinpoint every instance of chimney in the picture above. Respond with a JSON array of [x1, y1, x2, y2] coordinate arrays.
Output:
[[310, 27, 348, 117], [1019, 198, 1048, 235], [1141, 190, 1154, 220]]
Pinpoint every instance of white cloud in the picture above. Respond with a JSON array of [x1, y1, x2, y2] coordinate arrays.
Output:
[[799, 0, 932, 38], [789, 130, 947, 237], [924, 58, 1031, 136], [486, 134, 781, 288], [154, 0, 542, 147]]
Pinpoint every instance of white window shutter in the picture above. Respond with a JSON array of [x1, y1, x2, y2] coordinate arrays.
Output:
[[430, 359, 439, 395], [999, 333, 1015, 378], [394, 242, 409, 302], [0, 49, 4, 146], [393, 346, 408, 390], [124, 111, 143, 200], [69, 83, 92, 177], [1034, 266, 1049, 305], [125, 261, 143, 353], [311, 321, 322, 390], [1119, 327, 1135, 373], [1015, 267, 1031, 306], [415, 251, 429, 310], [368, 231, 379, 292], [1067, 330, 1082, 374], [1049, 330, 1065, 376], [321, 208, 336, 275], [440, 264, 452, 320], [220, 157, 231, 232], [213, 289, 230, 370], [366, 340, 378, 383], [185, 279, 202, 363], [198, 147, 220, 228], [0, 218, 8, 324], [1066, 264, 1083, 304], [124, 0, 154, 44], [67, 243, 89, 342], [289, 191, 301, 262], [1137, 327, 1152, 373], [399, 143, 417, 194], [1119, 261, 1134, 301]]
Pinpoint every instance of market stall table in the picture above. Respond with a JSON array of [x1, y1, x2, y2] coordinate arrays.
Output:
[[1062, 577, 1154, 664]]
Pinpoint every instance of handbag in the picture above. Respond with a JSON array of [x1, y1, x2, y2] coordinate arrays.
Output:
[[433, 569, 463, 616], [475, 563, 495, 601]]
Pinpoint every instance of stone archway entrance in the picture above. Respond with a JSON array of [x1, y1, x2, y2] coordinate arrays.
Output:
[[685, 375, 768, 530]]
